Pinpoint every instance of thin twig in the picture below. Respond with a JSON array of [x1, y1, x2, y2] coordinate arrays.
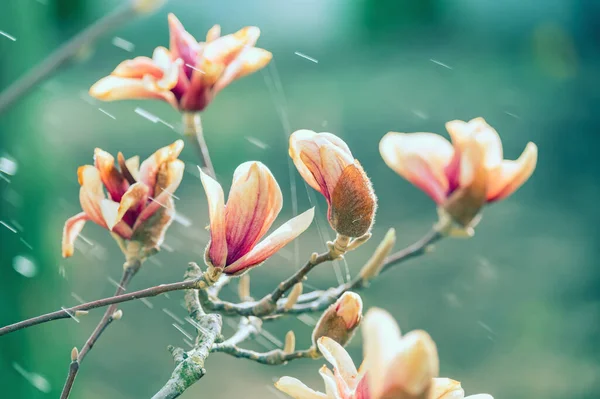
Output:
[[77, 262, 138, 361], [183, 112, 216, 178], [59, 348, 80, 399], [211, 346, 318, 365], [0, 273, 206, 337], [0, 1, 146, 114]]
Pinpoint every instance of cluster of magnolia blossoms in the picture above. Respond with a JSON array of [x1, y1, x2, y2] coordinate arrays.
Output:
[[62, 140, 184, 260], [90, 14, 271, 112], [276, 308, 492, 399]]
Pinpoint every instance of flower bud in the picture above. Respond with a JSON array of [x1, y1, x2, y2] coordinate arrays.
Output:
[[359, 228, 396, 282], [284, 283, 303, 311], [283, 331, 296, 354], [290, 130, 377, 238], [312, 292, 362, 347]]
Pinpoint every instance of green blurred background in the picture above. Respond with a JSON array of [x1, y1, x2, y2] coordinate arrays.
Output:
[[1, 0, 599, 398]]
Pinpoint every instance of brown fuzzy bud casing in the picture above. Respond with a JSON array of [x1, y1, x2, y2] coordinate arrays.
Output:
[[312, 292, 362, 347]]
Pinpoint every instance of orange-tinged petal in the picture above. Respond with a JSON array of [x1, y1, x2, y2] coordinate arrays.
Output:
[[199, 168, 227, 268], [112, 56, 164, 79], [212, 47, 272, 94], [206, 24, 221, 42], [224, 162, 283, 264], [139, 140, 184, 197], [94, 148, 128, 202], [487, 142, 537, 202], [363, 308, 403, 399], [62, 212, 88, 257], [380, 132, 453, 204], [223, 207, 314, 275], [203, 33, 246, 66], [232, 26, 261, 47], [135, 159, 184, 228], [100, 199, 120, 231], [118, 152, 138, 184], [335, 291, 363, 329], [431, 378, 464, 399], [77, 165, 107, 227], [317, 337, 358, 388], [380, 330, 439, 397], [275, 377, 328, 399], [446, 118, 503, 170], [89, 76, 178, 108]]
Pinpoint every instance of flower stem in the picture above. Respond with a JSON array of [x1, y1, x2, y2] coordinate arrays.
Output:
[[59, 348, 80, 399], [182, 112, 216, 178]]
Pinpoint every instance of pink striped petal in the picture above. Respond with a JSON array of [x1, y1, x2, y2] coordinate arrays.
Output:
[[94, 148, 128, 202], [380, 132, 454, 204], [224, 162, 283, 264], [168, 13, 200, 70], [62, 212, 88, 258], [317, 337, 358, 389], [199, 168, 227, 268], [223, 207, 314, 275], [139, 140, 184, 197], [112, 56, 164, 79], [487, 142, 537, 202], [135, 159, 184, 228]]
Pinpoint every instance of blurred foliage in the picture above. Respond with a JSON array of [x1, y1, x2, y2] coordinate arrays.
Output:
[[1, 0, 599, 398]]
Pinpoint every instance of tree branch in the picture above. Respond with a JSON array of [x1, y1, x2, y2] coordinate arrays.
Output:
[[0, 274, 207, 336], [151, 265, 222, 399], [0, 0, 163, 114]]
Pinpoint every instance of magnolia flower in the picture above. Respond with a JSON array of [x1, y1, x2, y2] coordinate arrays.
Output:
[[62, 141, 184, 258], [380, 118, 537, 227], [289, 130, 377, 238], [89, 14, 272, 112], [199, 161, 314, 275], [312, 292, 363, 347], [275, 308, 492, 399]]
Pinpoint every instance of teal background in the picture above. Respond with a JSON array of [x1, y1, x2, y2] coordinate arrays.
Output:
[[1, 0, 599, 398]]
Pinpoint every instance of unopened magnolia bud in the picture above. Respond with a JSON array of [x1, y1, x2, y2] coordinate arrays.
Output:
[[359, 228, 396, 282], [284, 283, 303, 311], [70, 347, 79, 362], [238, 274, 251, 301], [74, 310, 89, 317], [283, 331, 296, 354], [312, 292, 362, 347], [111, 309, 123, 320]]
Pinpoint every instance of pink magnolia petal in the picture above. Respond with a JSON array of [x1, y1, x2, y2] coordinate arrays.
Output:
[[223, 207, 314, 275], [203, 33, 246, 66], [134, 159, 184, 229], [89, 75, 178, 108], [380, 132, 453, 204], [168, 13, 200, 69], [100, 199, 120, 230], [62, 212, 88, 258], [212, 47, 272, 94], [94, 148, 129, 202], [139, 140, 184, 197], [318, 143, 353, 201], [112, 56, 164, 79], [232, 26, 261, 47], [446, 118, 503, 170], [317, 337, 358, 389], [362, 308, 403, 399], [77, 165, 107, 227], [104, 183, 148, 229], [465, 395, 494, 399], [224, 162, 283, 264], [199, 168, 227, 268], [487, 142, 537, 202], [274, 377, 328, 399]]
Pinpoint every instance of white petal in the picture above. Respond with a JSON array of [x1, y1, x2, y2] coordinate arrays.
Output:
[[274, 377, 328, 399], [317, 337, 358, 387]]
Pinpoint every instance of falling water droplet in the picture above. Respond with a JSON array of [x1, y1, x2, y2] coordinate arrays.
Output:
[[0, 154, 18, 175], [13, 255, 37, 278]]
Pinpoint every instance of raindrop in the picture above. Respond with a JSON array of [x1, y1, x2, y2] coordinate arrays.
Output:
[[0, 154, 18, 175], [12, 363, 51, 393], [13, 255, 37, 278]]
